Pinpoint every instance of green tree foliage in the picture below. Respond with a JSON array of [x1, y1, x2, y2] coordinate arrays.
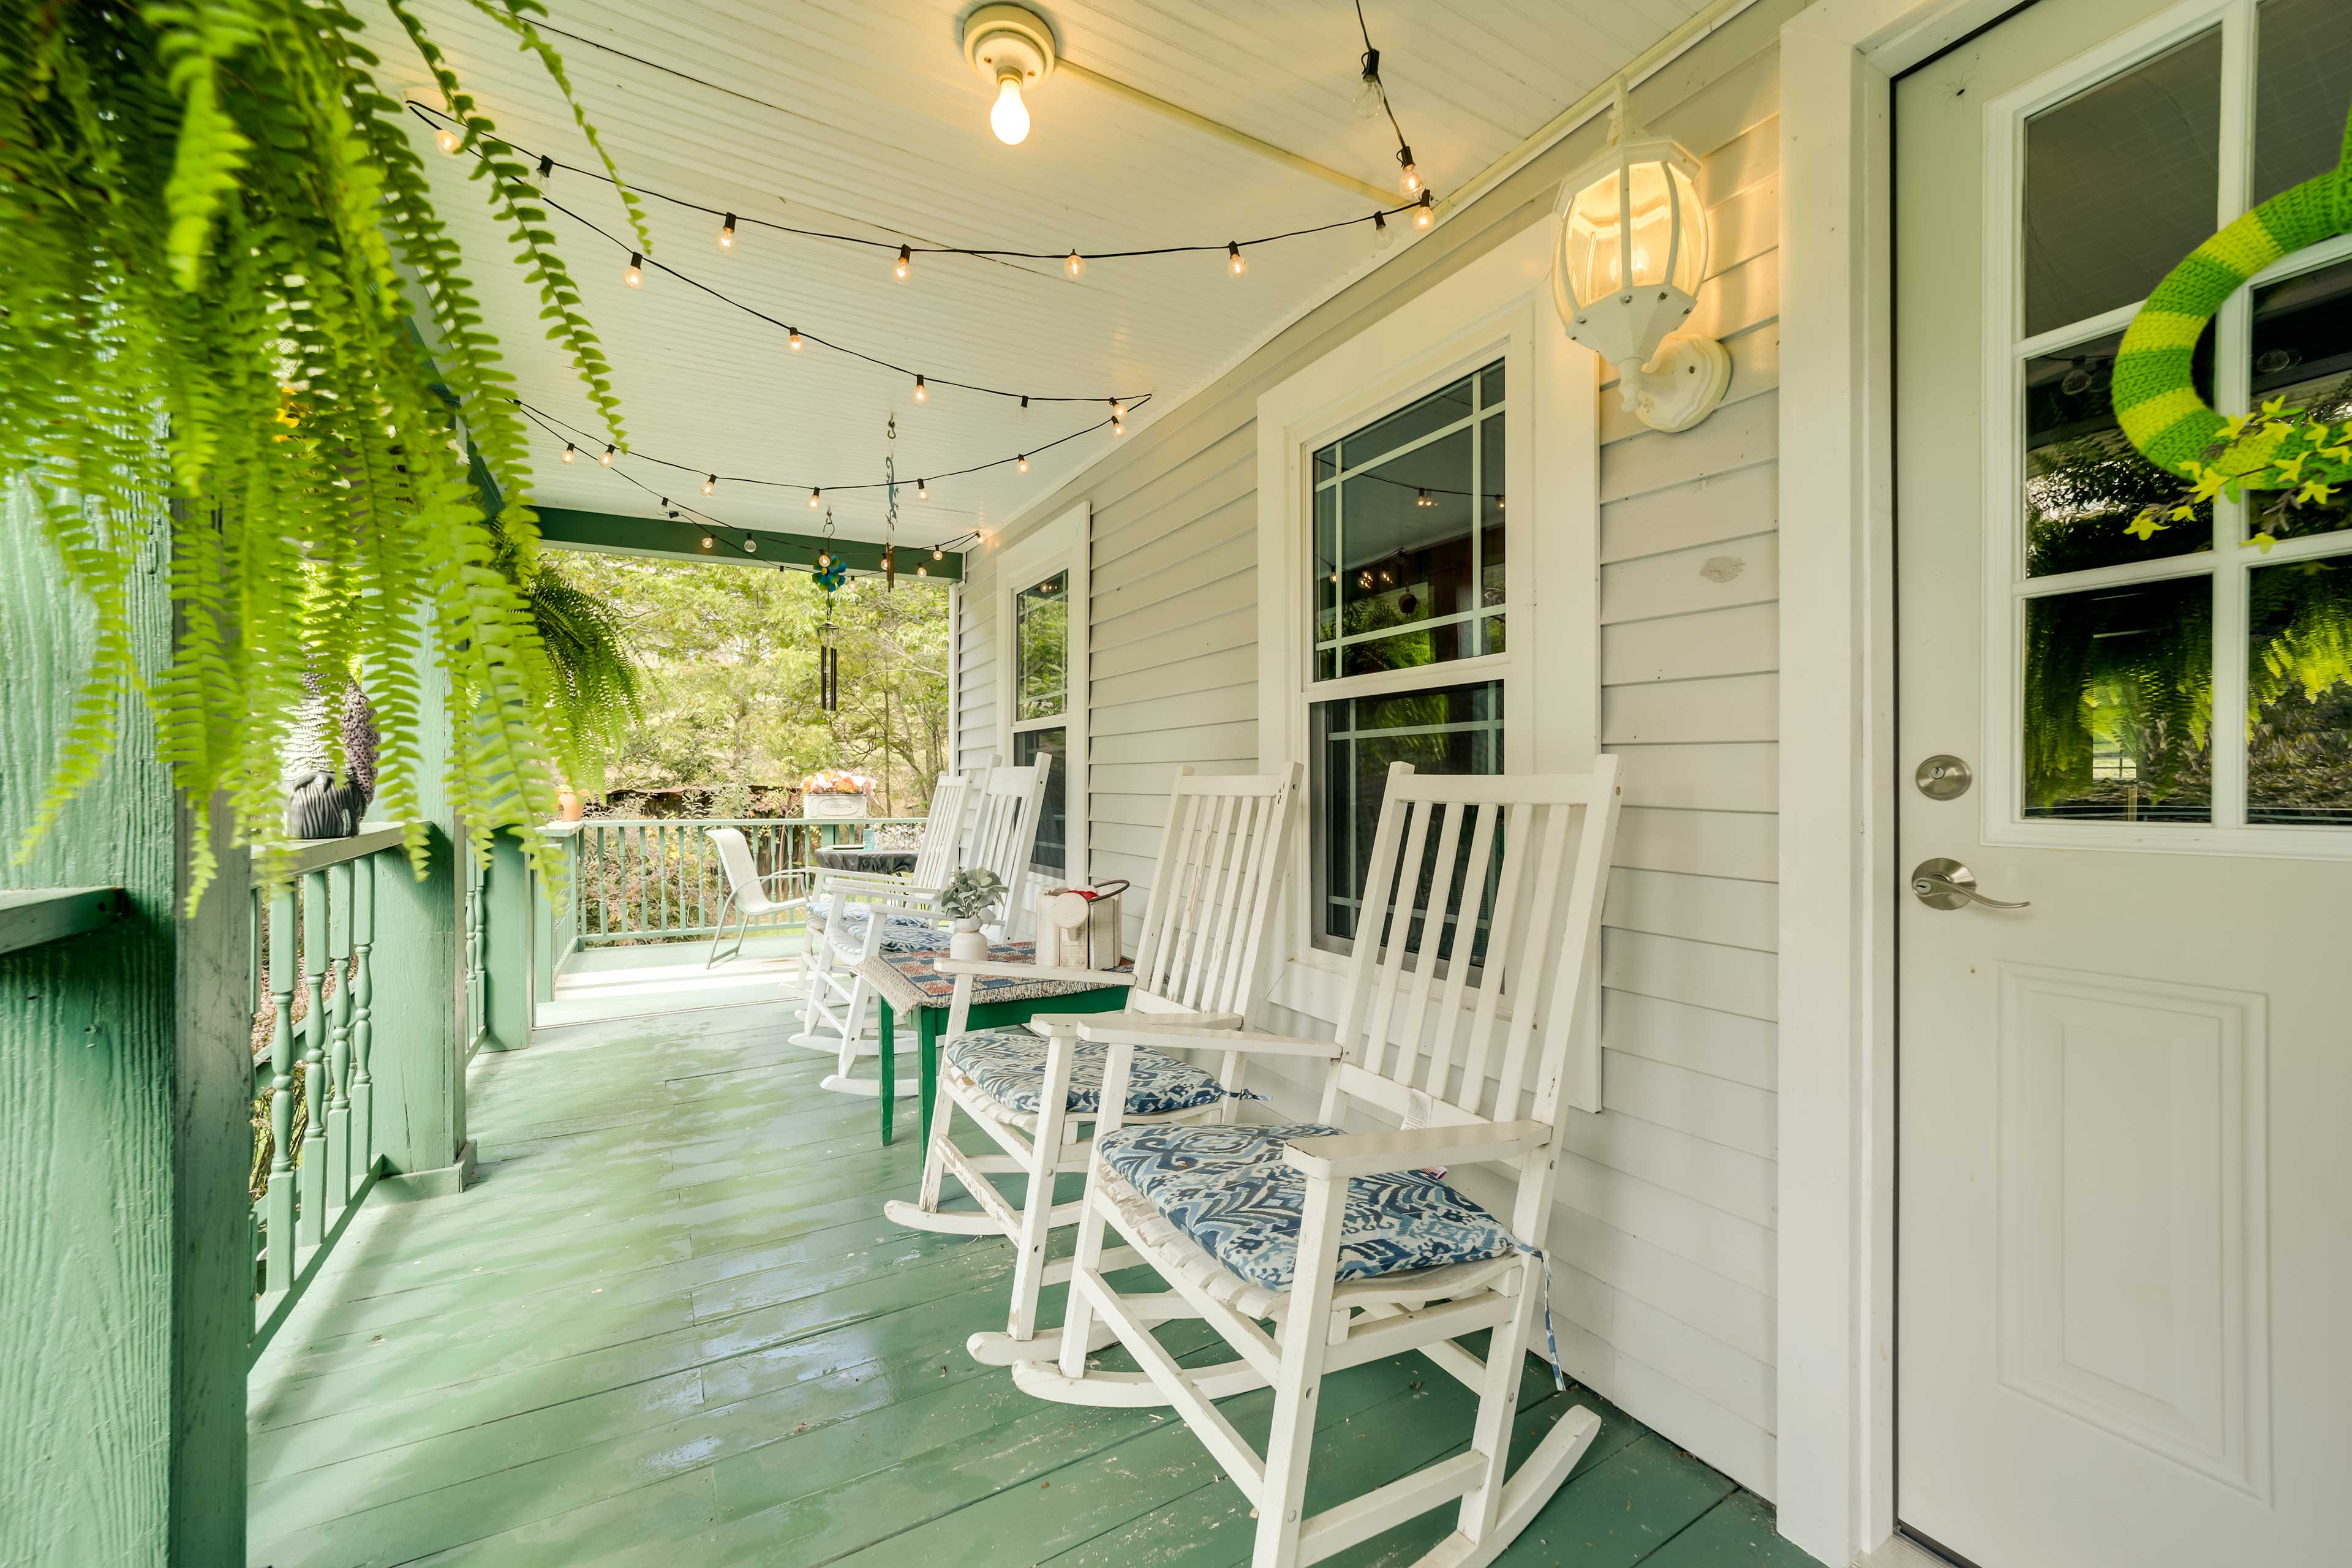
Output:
[[546, 552, 952, 814], [0, 0, 650, 905]]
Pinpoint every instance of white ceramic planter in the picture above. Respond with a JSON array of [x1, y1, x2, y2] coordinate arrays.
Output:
[[948, 918, 988, 961], [802, 791, 872, 821]]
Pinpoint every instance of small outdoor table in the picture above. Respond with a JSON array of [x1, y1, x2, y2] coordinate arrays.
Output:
[[854, 941, 1131, 1147], [812, 844, 919, 875]]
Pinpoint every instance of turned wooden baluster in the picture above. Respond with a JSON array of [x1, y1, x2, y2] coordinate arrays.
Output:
[[298, 867, 329, 1248], [325, 858, 355, 1206], [350, 854, 374, 1186], [265, 884, 298, 1295]]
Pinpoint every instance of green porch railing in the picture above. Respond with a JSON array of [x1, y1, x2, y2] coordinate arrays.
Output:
[[566, 816, 925, 946], [249, 825, 404, 1360]]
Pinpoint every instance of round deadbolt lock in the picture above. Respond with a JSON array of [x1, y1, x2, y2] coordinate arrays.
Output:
[[1915, 754, 1972, 801]]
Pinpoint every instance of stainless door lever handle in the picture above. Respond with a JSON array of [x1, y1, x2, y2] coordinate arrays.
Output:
[[1909, 857, 2029, 911]]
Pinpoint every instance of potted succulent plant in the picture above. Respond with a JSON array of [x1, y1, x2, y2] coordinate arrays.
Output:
[[798, 769, 878, 821], [938, 868, 1008, 961]]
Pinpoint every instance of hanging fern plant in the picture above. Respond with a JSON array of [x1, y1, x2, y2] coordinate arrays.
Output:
[[0, 0, 650, 907]]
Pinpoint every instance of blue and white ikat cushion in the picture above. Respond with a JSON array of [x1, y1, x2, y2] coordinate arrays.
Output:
[[1094, 1121, 1527, 1291], [944, 1030, 1234, 1118], [824, 905, 949, 955]]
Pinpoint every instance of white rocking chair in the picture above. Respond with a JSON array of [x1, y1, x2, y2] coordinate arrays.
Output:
[[881, 763, 1303, 1367], [1014, 758, 1623, 1568], [800, 757, 1051, 1098]]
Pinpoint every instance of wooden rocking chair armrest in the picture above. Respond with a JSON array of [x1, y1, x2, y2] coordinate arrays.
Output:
[[820, 869, 913, 892], [1281, 1120, 1553, 1180], [1075, 1020, 1338, 1058], [935, 957, 1140, 987], [1028, 1008, 1241, 1038]]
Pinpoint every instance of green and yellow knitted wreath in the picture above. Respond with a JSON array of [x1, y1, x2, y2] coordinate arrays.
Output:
[[2113, 100, 2352, 486]]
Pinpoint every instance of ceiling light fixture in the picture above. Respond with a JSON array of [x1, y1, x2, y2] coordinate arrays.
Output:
[[963, 6, 1057, 147]]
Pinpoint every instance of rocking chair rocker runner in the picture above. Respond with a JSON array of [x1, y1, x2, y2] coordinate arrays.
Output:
[[796, 758, 1050, 1097], [882, 763, 1304, 1368], [1015, 760, 1623, 1568]]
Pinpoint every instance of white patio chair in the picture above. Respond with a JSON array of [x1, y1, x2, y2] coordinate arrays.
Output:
[[702, 827, 807, 968], [799, 756, 1052, 1097], [1013, 758, 1623, 1568], [882, 763, 1303, 1366]]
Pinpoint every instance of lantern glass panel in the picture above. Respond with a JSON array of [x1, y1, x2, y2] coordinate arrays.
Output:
[[1561, 153, 1705, 308]]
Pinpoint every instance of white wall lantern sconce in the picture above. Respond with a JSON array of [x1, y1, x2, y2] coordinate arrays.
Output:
[[1550, 78, 1730, 433], [963, 5, 1057, 146]]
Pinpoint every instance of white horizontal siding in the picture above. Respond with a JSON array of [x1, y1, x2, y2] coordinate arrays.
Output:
[[948, 2, 1798, 1501]]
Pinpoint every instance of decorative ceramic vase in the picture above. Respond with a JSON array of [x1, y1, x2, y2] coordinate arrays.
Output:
[[803, 790, 872, 821], [284, 771, 366, 840], [948, 918, 988, 962]]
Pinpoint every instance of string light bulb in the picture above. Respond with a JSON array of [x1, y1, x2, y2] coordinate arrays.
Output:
[[933, 547, 944, 560], [917, 564, 927, 576], [809, 486, 821, 508], [1016, 453, 1028, 472], [1066, 249, 1084, 279], [701, 473, 716, 496], [600, 444, 616, 465], [788, 327, 803, 352], [1398, 146, 1420, 195], [561, 442, 576, 463], [624, 252, 644, 287], [895, 244, 912, 281], [1354, 49, 1384, 118], [1414, 190, 1434, 230], [817, 550, 831, 567], [1112, 413, 1126, 436], [700, 535, 714, 549], [1019, 394, 1030, 415], [1110, 399, 1126, 417], [913, 374, 927, 402], [535, 154, 553, 184], [437, 126, 462, 154], [1415, 487, 1431, 507], [742, 537, 757, 554], [1373, 211, 1393, 250], [1228, 241, 1247, 277], [918, 479, 930, 500], [718, 213, 736, 249]]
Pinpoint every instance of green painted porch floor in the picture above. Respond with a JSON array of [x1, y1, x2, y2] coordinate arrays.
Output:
[[246, 998, 1817, 1568]]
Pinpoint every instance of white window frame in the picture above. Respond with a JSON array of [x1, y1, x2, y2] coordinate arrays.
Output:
[[995, 502, 1088, 889], [1256, 221, 1599, 1023], [1978, 0, 2352, 859]]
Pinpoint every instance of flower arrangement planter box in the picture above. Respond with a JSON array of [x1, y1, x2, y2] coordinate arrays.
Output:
[[802, 791, 872, 821]]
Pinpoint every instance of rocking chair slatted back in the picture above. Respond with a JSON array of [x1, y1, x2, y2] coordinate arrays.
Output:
[[1318, 760, 1621, 1133], [907, 772, 974, 891], [1127, 764, 1303, 1017], [962, 756, 1054, 941]]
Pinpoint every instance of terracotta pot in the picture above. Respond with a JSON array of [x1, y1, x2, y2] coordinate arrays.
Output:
[[557, 787, 585, 822]]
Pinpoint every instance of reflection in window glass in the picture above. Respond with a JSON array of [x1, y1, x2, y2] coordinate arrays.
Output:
[[1013, 726, 1067, 873], [2024, 329, 2213, 576], [2022, 575, 2212, 822], [2023, 28, 2222, 338], [2255, 0, 2352, 197], [2248, 257, 2352, 544], [2247, 557, 2352, 825], [1014, 572, 1066, 722], [1313, 361, 1504, 681], [1311, 679, 1502, 951]]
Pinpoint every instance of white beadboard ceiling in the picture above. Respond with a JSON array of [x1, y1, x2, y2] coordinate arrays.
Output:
[[374, 0, 1700, 548]]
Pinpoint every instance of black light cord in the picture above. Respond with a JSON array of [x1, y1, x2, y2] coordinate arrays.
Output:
[[407, 100, 1428, 268], [1352, 1, 1420, 189]]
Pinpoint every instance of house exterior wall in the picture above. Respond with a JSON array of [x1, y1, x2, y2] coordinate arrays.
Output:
[[954, 0, 1800, 1498]]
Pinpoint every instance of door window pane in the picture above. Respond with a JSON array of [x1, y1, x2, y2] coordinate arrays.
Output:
[[2025, 329, 2214, 576], [2247, 556, 2352, 825], [2255, 0, 2352, 198], [1311, 679, 1502, 951], [2022, 575, 2212, 822], [2247, 257, 2352, 545], [2023, 28, 2222, 337], [1013, 726, 1067, 875], [1014, 571, 1066, 722]]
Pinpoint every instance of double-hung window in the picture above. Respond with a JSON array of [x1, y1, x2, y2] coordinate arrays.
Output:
[[1308, 360, 1509, 952], [1011, 570, 1069, 875]]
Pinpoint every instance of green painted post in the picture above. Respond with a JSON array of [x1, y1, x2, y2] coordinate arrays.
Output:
[[350, 859, 375, 1185], [265, 886, 297, 1291], [479, 828, 533, 1050], [0, 491, 252, 1565], [326, 858, 355, 1203], [298, 869, 328, 1245]]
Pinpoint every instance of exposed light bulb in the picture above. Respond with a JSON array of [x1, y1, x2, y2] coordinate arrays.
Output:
[[1398, 146, 1420, 195], [1112, 415, 1125, 436], [1016, 453, 1028, 472], [1066, 249, 1085, 279], [918, 479, 930, 500], [1228, 241, 1246, 277], [932, 547, 944, 560], [535, 154, 553, 185], [1354, 51, 1384, 119], [894, 243, 912, 281], [916, 565, 927, 576], [1373, 211, 1393, 250], [743, 538, 757, 554], [701, 473, 716, 496], [1019, 394, 1030, 416], [1416, 487, 1430, 507], [624, 252, 644, 287], [788, 327, 803, 351], [600, 444, 616, 465], [913, 374, 927, 402], [718, 213, 736, 249], [990, 71, 1030, 145], [561, 443, 576, 463], [810, 487, 821, 507], [818, 551, 831, 567], [436, 126, 462, 155], [1414, 190, 1434, 229], [700, 535, 714, 549], [1110, 399, 1126, 418]]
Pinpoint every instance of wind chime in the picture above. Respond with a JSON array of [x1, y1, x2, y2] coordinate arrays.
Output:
[[881, 415, 900, 589], [816, 508, 843, 712]]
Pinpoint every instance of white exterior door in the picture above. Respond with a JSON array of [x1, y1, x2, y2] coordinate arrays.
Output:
[[1894, 1, 2352, 1564]]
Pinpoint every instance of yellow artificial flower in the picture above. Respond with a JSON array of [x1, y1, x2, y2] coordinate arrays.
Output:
[[2260, 395, 2288, 417], [2168, 503, 2198, 521], [2296, 479, 2335, 505], [2248, 531, 2278, 554], [2188, 466, 2232, 503], [2124, 511, 2169, 541]]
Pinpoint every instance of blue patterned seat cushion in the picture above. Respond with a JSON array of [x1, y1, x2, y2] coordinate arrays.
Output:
[[1095, 1122, 1527, 1292], [944, 1030, 1232, 1117], [824, 905, 948, 956]]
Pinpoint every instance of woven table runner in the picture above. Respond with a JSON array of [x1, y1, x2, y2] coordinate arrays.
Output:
[[854, 941, 1133, 1014]]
